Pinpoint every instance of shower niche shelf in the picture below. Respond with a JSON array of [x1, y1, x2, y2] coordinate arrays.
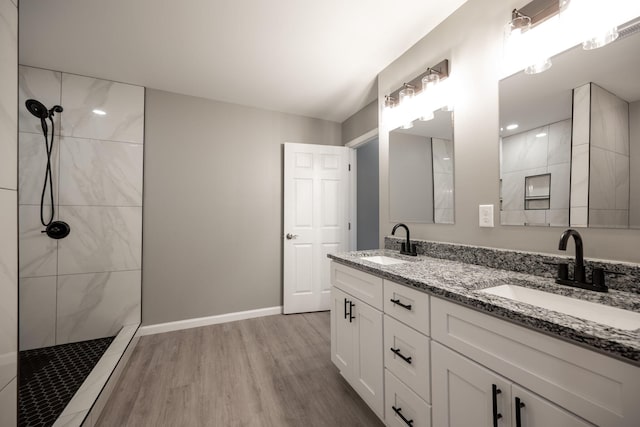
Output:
[[524, 173, 551, 210]]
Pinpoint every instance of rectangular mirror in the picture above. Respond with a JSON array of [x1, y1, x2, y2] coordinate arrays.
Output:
[[389, 109, 454, 224], [499, 19, 640, 228]]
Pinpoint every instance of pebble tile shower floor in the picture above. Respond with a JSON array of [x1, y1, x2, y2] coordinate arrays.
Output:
[[19, 337, 115, 427]]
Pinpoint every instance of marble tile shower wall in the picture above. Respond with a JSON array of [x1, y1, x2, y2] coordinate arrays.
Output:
[[18, 66, 143, 351], [589, 84, 630, 228], [631, 101, 640, 228], [432, 138, 454, 224], [571, 83, 631, 228], [0, 0, 18, 424], [570, 84, 591, 226], [501, 119, 571, 226]]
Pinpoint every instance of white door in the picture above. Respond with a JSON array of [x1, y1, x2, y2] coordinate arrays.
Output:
[[283, 143, 351, 314]]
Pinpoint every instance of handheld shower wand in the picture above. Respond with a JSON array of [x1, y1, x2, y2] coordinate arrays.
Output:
[[24, 99, 70, 239]]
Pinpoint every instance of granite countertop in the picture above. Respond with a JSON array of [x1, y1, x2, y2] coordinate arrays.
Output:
[[328, 249, 640, 366]]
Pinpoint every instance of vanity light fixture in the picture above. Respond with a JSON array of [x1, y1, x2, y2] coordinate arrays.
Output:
[[506, 123, 519, 130], [92, 109, 107, 116], [504, 0, 638, 76], [505, 8, 553, 74], [383, 59, 451, 129]]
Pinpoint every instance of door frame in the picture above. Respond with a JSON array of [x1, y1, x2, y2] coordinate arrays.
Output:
[[345, 128, 378, 251]]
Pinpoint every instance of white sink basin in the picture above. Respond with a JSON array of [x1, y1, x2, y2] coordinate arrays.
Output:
[[359, 255, 408, 266], [480, 285, 640, 331]]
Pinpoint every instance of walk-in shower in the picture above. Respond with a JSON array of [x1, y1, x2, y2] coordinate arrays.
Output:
[[18, 66, 143, 427], [19, 98, 113, 427]]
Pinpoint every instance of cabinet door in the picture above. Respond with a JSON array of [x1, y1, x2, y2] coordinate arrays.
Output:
[[352, 297, 384, 417], [330, 287, 353, 378], [432, 342, 512, 427], [511, 385, 595, 427]]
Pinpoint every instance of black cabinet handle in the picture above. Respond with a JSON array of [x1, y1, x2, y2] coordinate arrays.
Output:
[[390, 347, 412, 364], [392, 406, 414, 426], [515, 397, 525, 427], [492, 384, 502, 427], [344, 298, 349, 319], [390, 298, 412, 311], [349, 301, 355, 322]]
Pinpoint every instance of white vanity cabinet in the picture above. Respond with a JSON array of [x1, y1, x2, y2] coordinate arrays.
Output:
[[330, 263, 384, 419], [432, 342, 593, 427], [329, 259, 640, 427], [431, 297, 640, 427]]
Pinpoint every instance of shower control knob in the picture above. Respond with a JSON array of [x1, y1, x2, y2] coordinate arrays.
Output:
[[286, 233, 299, 240]]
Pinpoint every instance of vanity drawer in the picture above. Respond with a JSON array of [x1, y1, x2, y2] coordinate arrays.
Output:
[[331, 262, 383, 310], [431, 297, 640, 427], [384, 280, 430, 335], [385, 369, 431, 427], [384, 315, 430, 402]]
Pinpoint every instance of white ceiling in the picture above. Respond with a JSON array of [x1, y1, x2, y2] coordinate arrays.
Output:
[[19, 0, 468, 123]]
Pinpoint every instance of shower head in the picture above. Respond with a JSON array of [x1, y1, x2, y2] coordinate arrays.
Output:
[[25, 99, 49, 119], [25, 99, 63, 119]]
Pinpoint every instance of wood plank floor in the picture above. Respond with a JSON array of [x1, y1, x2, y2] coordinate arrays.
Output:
[[96, 312, 384, 427]]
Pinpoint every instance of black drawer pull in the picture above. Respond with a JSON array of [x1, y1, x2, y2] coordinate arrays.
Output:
[[390, 347, 412, 364], [492, 384, 502, 427], [515, 397, 525, 427], [349, 301, 355, 323], [344, 298, 349, 319], [392, 406, 414, 426], [390, 298, 412, 310]]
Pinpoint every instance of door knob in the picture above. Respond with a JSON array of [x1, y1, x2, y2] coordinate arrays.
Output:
[[286, 233, 299, 240]]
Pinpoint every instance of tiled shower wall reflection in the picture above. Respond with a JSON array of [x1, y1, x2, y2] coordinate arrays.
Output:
[[570, 83, 630, 228], [18, 66, 143, 350], [432, 138, 454, 224], [631, 101, 640, 229], [500, 119, 571, 226]]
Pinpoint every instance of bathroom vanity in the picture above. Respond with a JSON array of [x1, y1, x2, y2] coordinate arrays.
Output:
[[328, 244, 640, 427]]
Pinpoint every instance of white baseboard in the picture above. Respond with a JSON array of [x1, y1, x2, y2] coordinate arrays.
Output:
[[138, 306, 283, 336]]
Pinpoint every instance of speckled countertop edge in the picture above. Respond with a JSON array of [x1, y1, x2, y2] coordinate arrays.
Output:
[[328, 249, 640, 366]]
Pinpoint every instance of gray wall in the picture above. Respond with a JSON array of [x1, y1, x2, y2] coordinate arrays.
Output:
[[342, 100, 378, 144], [357, 139, 379, 250], [631, 101, 640, 229], [143, 89, 341, 325], [0, 0, 18, 423], [378, 0, 640, 263]]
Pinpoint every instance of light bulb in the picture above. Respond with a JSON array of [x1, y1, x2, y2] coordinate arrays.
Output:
[[560, 0, 620, 50], [422, 73, 440, 91]]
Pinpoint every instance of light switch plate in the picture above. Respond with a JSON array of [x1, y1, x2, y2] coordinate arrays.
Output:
[[479, 204, 494, 227]]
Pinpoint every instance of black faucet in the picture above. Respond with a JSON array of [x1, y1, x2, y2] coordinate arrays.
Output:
[[392, 223, 417, 256], [556, 229, 607, 292]]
